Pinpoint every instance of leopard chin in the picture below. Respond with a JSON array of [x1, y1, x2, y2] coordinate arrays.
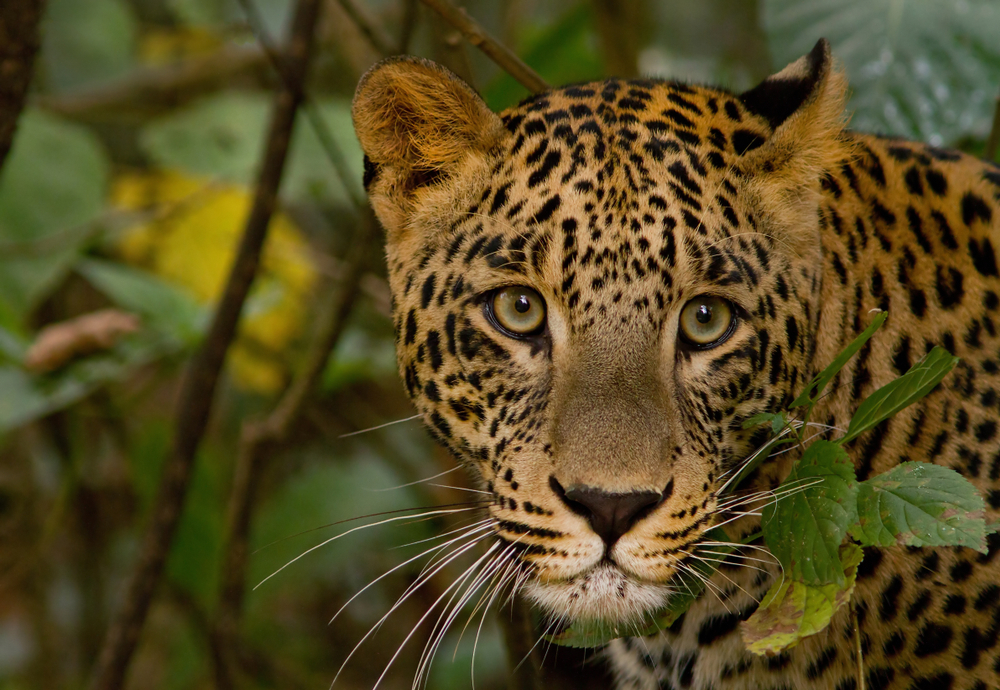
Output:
[[523, 562, 674, 627]]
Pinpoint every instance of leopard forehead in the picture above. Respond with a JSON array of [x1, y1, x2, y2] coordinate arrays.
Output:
[[394, 78, 799, 332]]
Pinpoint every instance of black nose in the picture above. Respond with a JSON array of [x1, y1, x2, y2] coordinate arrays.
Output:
[[551, 477, 669, 547]]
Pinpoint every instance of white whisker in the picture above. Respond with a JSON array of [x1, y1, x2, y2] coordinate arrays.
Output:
[[256, 506, 484, 590], [338, 413, 422, 438]]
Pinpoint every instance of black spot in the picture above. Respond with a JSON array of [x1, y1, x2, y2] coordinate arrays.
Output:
[[528, 196, 561, 225], [426, 330, 443, 371], [879, 575, 903, 621], [528, 150, 562, 188], [950, 559, 973, 582], [805, 646, 837, 679], [969, 237, 999, 277], [974, 583, 1000, 611], [909, 288, 927, 317], [925, 168, 948, 195], [906, 589, 932, 621], [677, 652, 696, 688], [883, 631, 905, 656], [731, 129, 764, 154], [906, 672, 953, 690], [404, 310, 418, 345], [961, 192, 993, 226], [696, 612, 742, 645], [904, 166, 924, 195], [934, 266, 964, 308]]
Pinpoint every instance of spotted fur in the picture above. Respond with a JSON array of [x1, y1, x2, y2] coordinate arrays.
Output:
[[353, 39, 1000, 690]]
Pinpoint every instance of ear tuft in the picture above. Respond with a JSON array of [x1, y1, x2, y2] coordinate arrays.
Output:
[[739, 39, 833, 131], [352, 56, 503, 193]]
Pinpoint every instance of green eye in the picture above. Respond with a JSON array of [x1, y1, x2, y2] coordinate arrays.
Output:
[[489, 287, 546, 337], [679, 296, 735, 347]]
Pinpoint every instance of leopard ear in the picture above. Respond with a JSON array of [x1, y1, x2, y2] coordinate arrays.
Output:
[[736, 39, 851, 248], [352, 56, 504, 234]]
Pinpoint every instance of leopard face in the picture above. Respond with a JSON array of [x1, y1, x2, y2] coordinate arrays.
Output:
[[354, 39, 1000, 689], [354, 41, 846, 626]]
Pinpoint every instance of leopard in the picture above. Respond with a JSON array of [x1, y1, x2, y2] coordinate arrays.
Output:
[[351, 38, 1000, 690]]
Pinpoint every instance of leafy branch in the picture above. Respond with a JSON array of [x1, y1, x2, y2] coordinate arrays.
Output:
[[550, 311, 990, 660]]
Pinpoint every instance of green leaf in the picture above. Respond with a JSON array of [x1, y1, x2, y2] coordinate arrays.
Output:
[[0, 110, 109, 320], [41, 0, 137, 92], [75, 259, 207, 346], [763, 440, 858, 586], [790, 311, 886, 408], [763, 0, 1000, 146], [0, 337, 169, 434], [850, 462, 987, 553], [742, 412, 788, 434], [483, 4, 604, 111], [741, 543, 863, 656], [140, 94, 363, 206], [841, 346, 959, 444]]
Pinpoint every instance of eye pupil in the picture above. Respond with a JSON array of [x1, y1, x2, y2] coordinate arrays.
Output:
[[514, 296, 531, 313], [695, 304, 712, 324]]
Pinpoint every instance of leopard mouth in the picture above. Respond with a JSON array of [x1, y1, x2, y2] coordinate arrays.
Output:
[[522, 560, 674, 626]]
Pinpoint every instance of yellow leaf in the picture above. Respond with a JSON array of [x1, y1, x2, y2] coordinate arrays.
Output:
[[111, 170, 316, 393]]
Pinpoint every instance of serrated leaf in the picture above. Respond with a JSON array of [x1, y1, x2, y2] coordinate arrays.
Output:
[[841, 346, 959, 444], [763, 441, 858, 585], [741, 543, 863, 656], [850, 462, 987, 553], [791, 312, 886, 408], [763, 0, 1000, 145], [742, 412, 788, 434]]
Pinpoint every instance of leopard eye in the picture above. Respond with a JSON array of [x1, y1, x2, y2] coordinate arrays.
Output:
[[488, 287, 546, 337], [679, 296, 735, 347]]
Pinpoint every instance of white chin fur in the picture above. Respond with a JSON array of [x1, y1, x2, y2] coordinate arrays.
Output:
[[523, 563, 673, 626]]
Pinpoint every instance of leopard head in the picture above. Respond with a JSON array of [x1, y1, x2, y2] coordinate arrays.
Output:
[[352, 40, 850, 626]]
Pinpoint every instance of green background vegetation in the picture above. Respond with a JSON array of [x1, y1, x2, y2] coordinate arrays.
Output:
[[0, 0, 998, 688]]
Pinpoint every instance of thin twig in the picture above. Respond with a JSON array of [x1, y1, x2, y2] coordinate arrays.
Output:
[[86, 1, 324, 688], [418, 0, 549, 93], [36, 45, 268, 121], [398, 0, 419, 53], [211, 211, 377, 686], [235, 0, 366, 208], [0, 0, 47, 171], [335, 0, 396, 56], [986, 88, 1000, 162], [500, 595, 543, 690]]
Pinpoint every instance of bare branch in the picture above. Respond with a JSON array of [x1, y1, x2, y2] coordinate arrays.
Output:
[[35, 45, 268, 122], [418, 0, 549, 93], [235, 0, 366, 207], [86, 1, 325, 688], [211, 212, 378, 684], [0, 0, 46, 171], [335, 0, 396, 56]]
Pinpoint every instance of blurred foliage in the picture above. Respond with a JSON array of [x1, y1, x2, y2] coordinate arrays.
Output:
[[0, 1, 997, 689]]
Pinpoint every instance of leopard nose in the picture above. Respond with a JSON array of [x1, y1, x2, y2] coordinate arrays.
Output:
[[551, 478, 669, 547]]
